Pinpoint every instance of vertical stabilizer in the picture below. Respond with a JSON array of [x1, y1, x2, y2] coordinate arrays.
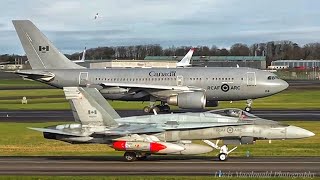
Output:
[[176, 48, 194, 67], [63, 87, 119, 127], [81, 47, 86, 61], [12, 20, 84, 69]]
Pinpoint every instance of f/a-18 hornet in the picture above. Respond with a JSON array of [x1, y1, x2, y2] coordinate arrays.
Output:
[[13, 20, 288, 113], [30, 87, 314, 161]]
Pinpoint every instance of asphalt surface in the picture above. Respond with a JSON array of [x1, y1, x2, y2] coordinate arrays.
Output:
[[0, 110, 319, 122], [0, 156, 318, 176]]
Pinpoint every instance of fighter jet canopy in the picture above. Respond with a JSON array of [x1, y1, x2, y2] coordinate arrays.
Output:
[[206, 108, 257, 119]]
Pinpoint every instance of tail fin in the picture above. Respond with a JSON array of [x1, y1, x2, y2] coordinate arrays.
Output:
[[81, 47, 86, 62], [176, 48, 194, 67], [63, 87, 119, 127], [12, 20, 84, 69], [72, 47, 86, 63]]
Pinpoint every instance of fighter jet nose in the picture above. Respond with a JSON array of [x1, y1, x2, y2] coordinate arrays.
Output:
[[286, 125, 315, 139], [280, 80, 289, 91]]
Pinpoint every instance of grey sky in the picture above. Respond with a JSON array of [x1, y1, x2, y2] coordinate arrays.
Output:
[[1, 0, 320, 54]]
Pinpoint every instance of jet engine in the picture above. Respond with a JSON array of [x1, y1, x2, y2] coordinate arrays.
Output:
[[166, 91, 206, 109]]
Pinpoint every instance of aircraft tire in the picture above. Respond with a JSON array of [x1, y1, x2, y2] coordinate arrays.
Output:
[[124, 152, 137, 162], [143, 106, 151, 113], [244, 107, 252, 112], [218, 153, 227, 161]]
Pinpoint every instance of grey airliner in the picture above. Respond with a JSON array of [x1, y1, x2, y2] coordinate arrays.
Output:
[[12, 20, 289, 112]]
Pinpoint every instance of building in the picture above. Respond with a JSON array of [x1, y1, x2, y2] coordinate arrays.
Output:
[[144, 56, 266, 69], [0, 64, 24, 70], [271, 60, 320, 69]]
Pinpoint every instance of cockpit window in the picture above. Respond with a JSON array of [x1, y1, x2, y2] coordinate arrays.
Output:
[[267, 76, 279, 80], [206, 108, 257, 119]]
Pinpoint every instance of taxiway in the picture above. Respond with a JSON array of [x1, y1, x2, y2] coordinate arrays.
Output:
[[0, 156, 317, 175]]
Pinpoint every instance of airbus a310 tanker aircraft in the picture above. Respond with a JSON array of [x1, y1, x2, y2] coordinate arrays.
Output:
[[13, 20, 289, 113], [30, 87, 314, 161]]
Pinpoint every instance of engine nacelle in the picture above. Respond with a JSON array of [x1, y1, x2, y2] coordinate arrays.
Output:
[[206, 100, 218, 107], [166, 92, 206, 109]]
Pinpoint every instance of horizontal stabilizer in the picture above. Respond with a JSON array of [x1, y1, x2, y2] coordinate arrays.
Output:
[[28, 127, 88, 137], [15, 70, 55, 81]]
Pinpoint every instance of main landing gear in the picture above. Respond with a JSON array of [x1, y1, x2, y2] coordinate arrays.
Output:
[[203, 140, 238, 161], [143, 101, 171, 113], [124, 152, 151, 162], [244, 99, 253, 112]]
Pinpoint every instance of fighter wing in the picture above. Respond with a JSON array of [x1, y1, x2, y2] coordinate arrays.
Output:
[[96, 124, 164, 136], [100, 82, 202, 91]]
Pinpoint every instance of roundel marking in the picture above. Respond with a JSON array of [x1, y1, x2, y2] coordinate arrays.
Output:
[[221, 84, 230, 92], [227, 127, 233, 133]]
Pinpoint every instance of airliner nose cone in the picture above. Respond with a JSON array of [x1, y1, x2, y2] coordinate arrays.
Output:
[[286, 125, 315, 139]]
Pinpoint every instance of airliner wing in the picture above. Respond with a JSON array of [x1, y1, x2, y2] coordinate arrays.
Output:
[[100, 82, 203, 91]]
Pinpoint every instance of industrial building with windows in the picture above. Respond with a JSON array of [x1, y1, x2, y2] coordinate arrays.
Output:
[[271, 60, 320, 69]]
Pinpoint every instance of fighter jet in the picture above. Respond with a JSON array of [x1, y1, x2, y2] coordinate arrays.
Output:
[[30, 87, 314, 161], [12, 20, 289, 113]]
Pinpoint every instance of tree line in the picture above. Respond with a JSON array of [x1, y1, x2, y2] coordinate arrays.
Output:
[[2, 41, 320, 65]]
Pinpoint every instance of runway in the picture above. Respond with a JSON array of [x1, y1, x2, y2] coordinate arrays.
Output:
[[0, 156, 318, 176], [0, 110, 319, 122]]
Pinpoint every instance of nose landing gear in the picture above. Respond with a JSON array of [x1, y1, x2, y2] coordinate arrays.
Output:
[[203, 140, 238, 161], [244, 99, 253, 112]]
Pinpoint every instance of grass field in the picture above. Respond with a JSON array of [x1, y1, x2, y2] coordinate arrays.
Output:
[[0, 88, 320, 110], [0, 121, 318, 157], [0, 79, 49, 88]]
